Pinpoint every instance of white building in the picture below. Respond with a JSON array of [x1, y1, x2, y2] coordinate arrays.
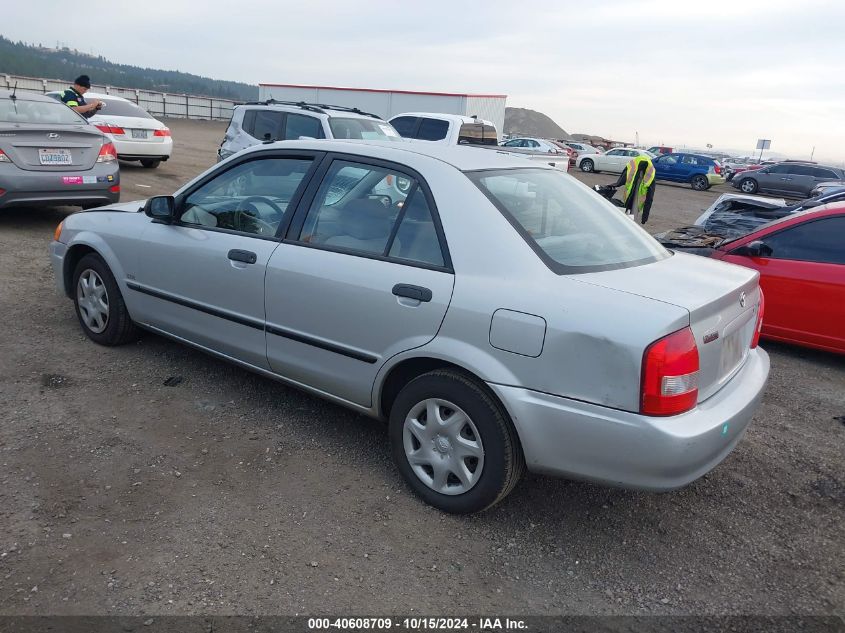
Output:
[[258, 83, 507, 135]]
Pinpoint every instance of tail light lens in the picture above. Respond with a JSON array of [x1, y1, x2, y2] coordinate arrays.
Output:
[[97, 142, 117, 163], [751, 289, 765, 349], [641, 327, 700, 416], [153, 128, 171, 137], [109, 184, 121, 194], [714, 164, 722, 175], [95, 124, 125, 135], [0, 149, 10, 163]]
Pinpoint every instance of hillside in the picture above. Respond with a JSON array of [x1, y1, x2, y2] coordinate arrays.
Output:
[[504, 107, 568, 139], [0, 36, 258, 101]]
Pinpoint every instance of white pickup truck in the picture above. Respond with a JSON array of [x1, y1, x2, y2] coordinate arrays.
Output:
[[388, 112, 569, 172]]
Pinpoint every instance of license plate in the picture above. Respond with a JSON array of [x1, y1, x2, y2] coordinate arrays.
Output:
[[131, 129, 149, 139], [719, 329, 745, 378], [39, 148, 72, 165]]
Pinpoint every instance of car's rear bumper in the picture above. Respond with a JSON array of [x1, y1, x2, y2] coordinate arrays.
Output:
[[0, 164, 119, 209], [112, 137, 173, 159], [489, 347, 769, 491]]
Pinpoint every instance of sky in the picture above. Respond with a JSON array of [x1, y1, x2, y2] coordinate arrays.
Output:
[[5, 0, 844, 162]]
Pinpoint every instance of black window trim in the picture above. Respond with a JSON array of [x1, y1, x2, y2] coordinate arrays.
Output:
[[282, 152, 454, 273], [465, 167, 671, 275], [170, 149, 326, 242], [729, 214, 845, 265]]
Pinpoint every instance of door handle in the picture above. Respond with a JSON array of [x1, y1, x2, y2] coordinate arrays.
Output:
[[392, 284, 432, 302], [228, 249, 257, 264]]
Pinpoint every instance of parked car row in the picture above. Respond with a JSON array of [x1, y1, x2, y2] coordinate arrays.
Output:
[[731, 161, 845, 198]]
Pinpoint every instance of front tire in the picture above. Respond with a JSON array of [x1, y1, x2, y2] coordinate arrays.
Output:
[[580, 158, 595, 173], [140, 159, 161, 169], [73, 253, 139, 346], [739, 178, 758, 194], [691, 174, 710, 191], [389, 370, 525, 514]]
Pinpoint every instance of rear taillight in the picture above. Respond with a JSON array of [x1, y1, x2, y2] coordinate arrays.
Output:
[[97, 142, 117, 163], [95, 124, 125, 135], [751, 289, 765, 349], [109, 184, 120, 194], [153, 128, 171, 137], [714, 164, 722, 175], [0, 188, 6, 196], [0, 149, 10, 163], [641, 327, 700, 416]]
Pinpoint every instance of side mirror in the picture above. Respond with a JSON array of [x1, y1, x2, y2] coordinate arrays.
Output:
[[734, 240, 772, 258], [144, 196, 176, 224]]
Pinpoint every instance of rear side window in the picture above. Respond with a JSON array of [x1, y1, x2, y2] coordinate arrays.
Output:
[[681, 155, 699, 165], [389, 190, 444, 266], [812, 167, 838, 179], [390, 116, 419, 137], [417, 118, 449, 141], [458, 123, 498, 146], [285, 114, 323, 140], [469, 168, 668, 273], [762, 216, 845, 264], [249, 110, 284, 141]]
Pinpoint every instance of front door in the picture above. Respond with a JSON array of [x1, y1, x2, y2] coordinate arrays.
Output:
[[654, 154, 680, 181], [265, 156, 455, 407], [721, 214, 845, 351], [130, 152, 320, 368]]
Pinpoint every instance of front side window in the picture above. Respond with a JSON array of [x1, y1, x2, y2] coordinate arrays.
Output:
[[328, 118, 403, 141], [657, 155, 678, 165], [468, 168, 668, 273], [180, 157, 313, 237], [504, 139, 523, 148], [759, 216, 845, 264], [765, 165, 790, 174]]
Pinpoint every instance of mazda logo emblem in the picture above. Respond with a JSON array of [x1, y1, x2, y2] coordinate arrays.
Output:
[[739, 292, 747, 308], [47, 133, 60, 139]]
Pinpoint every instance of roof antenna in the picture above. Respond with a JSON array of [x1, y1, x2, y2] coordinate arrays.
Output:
[[10, 81, 18, 101]]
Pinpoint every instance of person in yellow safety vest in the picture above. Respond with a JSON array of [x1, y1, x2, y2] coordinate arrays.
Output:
[[612, 154, 657, 224], [59, 75, 103, 119]]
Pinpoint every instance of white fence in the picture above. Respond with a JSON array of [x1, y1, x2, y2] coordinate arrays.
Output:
[[1, 73, 239, 121]]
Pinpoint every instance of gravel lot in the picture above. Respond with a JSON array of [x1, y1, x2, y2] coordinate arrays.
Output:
[[0, 119, 842, 617]]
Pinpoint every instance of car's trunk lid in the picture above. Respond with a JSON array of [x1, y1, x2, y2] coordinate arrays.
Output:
[[0, 124, 104, 171], [91, 115, 164, 142], [573, 252, 761, 402]]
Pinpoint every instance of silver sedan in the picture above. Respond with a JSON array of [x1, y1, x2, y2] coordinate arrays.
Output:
[[49, 140, 769, 513]]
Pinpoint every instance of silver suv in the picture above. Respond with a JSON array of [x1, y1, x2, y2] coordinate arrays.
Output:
[[218, 100, 403, 161]]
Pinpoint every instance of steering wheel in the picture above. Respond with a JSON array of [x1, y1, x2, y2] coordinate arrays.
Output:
[[238, 196, 284, 236]]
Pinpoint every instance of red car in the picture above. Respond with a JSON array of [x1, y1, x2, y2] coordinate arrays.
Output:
[[708, 205, 845, 354]]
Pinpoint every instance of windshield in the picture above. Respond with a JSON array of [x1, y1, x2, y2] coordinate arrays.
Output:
[[0, 97, 87, 125], [468, 168, 669, 273], [328, 118, 403, 141], [96, 98, 154, 119]]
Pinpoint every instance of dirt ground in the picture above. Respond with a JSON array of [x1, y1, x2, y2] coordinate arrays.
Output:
[[0, 119, 842, 617]]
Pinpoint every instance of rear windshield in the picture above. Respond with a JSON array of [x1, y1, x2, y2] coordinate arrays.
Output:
[[458, 123, 498, 146], [328, 118, 404, 141], [468, 168, 669, 273], [0, 97, 87, 125], [96, 98, 154, 119]]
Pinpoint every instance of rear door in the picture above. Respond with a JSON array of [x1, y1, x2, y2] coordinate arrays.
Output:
[[265, 155, 455, 407], [720, 214, 845, 351]]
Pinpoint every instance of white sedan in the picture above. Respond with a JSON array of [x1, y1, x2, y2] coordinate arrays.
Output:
[[48, 92, 173, 168], [577, 148, 655, 174]]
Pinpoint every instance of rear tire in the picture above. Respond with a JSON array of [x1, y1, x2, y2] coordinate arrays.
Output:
[[72, 253, 139, 346], [389, 370, 525, 514], [691, 174, 710, 191], [739, 178, 758, 194], [580, 159, 595, 173], [140, 159, 161, 169]]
